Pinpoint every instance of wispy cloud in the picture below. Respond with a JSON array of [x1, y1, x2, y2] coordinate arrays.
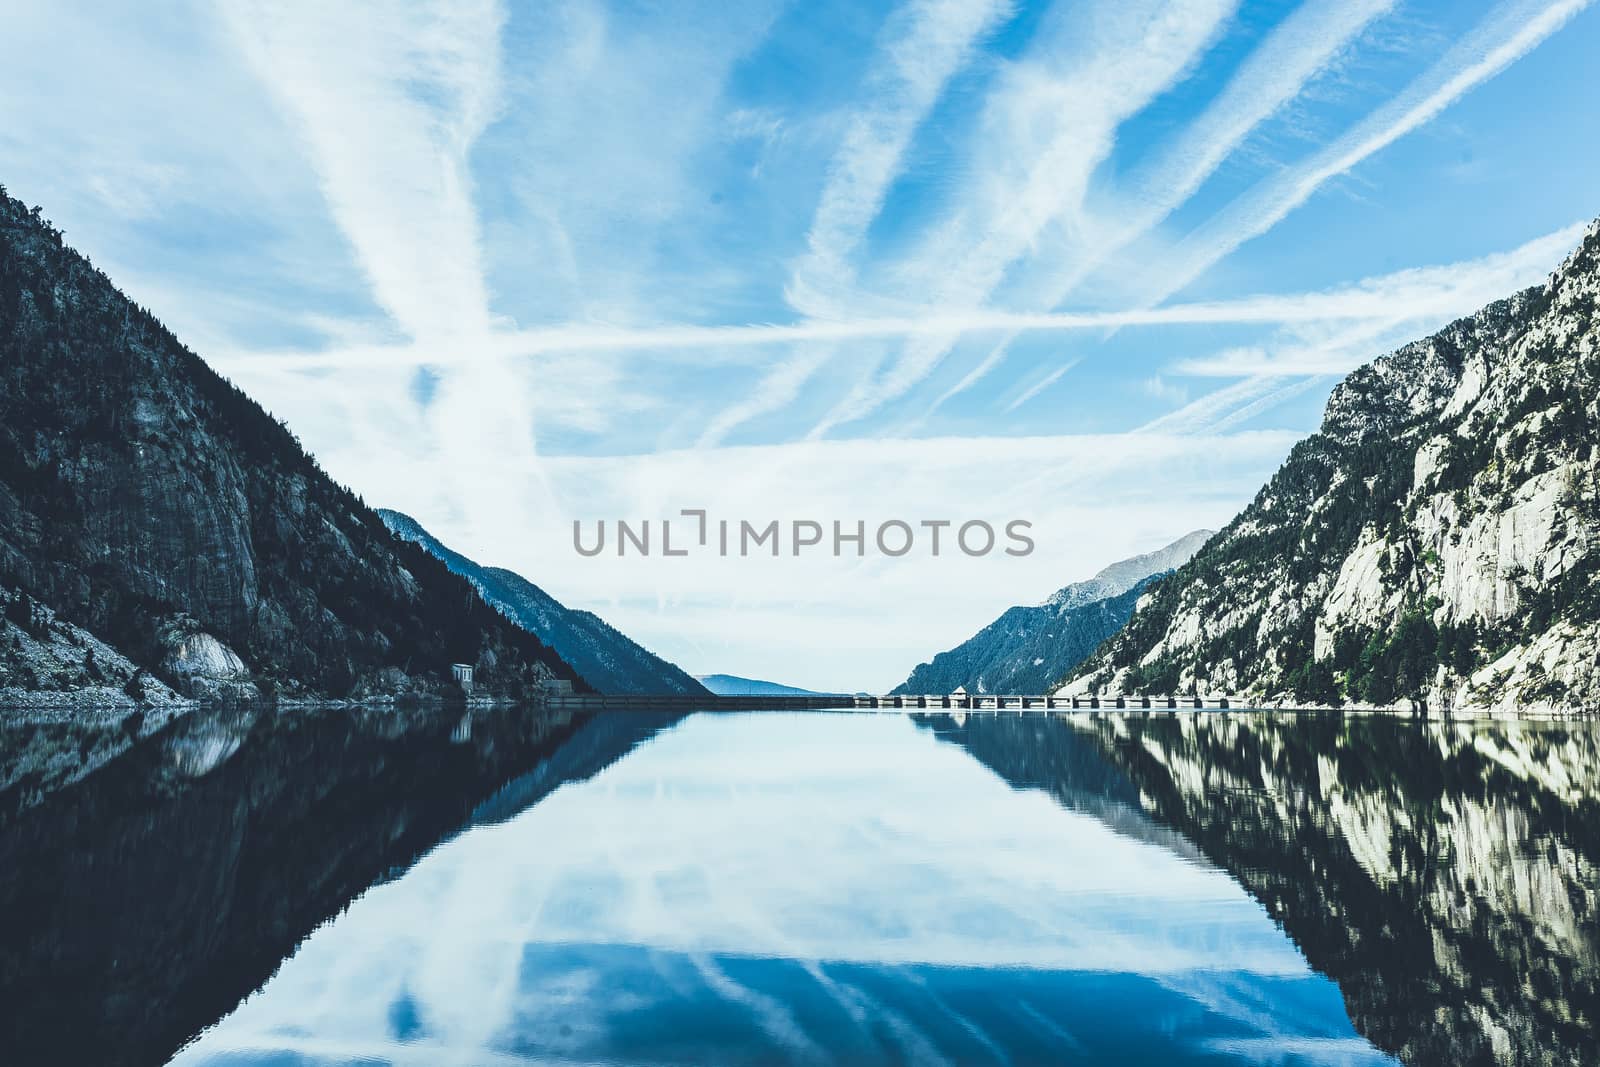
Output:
[[788, 0, 1013, 319], [1143, 0, 1594, 305], [218, 0, 548, 533], [936, 0, 1397, 405], [1175, 220, 1587, 374], [696, 343, 838, 448], [225, 227, 1581, 374], [221, 0, 505, 343], [804, 0, 1239, 437], [702, 0, 1012, 448], [1004, 360, 1079, 412], [1136, 374, 1305, 435], [1135, 219, 1585, 432]]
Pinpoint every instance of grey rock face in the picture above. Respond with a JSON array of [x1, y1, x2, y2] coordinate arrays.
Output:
[[0, 586, 188, 712], [0, 187, 583, 699], [892, 530, 1212, 695], [156, 618, 258, 700], [1043, 529, 1215, 610], [1067, 220, 1600, 712]]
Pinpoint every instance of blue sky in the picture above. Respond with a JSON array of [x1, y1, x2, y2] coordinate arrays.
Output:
[[2, 0, 1597, 689]]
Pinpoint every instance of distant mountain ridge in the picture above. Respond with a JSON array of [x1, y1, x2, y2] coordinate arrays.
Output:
[[0, 186, 580, 701], [892, 530, 1212, 695], [696, 674, 823, 697], [1066, 219, 1600, 712], [1044, 530, 1215, 610], [379, 510, 707, 697]]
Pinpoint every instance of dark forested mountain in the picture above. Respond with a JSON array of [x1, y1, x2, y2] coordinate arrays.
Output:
[[0, 187, 583, 700], [892, 530, 1212, 695], [1068, 220, 1600, 712], [379, 510, 707, 696]]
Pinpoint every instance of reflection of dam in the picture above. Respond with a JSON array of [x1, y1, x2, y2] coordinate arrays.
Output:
[[548, 692, 1248, 710], [926, 710, 1600, 1067], [0, 703, 683, 1067]]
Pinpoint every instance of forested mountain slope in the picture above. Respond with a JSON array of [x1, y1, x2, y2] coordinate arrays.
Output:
[[893, 530, 1210, 695], [0, 186, 583, 700], [379, 510, 706, 696]]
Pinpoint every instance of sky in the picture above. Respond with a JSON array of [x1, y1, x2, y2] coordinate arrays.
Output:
[[2, 0, 1597, 690]]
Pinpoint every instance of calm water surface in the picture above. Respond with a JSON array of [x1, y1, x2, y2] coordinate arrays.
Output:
[[1, 705, 1595, 1066]]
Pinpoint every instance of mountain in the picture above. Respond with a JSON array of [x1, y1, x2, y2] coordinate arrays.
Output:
[[1042, 530, 1215, 611], [378, 510, 706, 696], [0, 186, 583, 701], [696, 674, 822, 697], [1067, 220, 1600, 712], [891, 530, 1212, 695]]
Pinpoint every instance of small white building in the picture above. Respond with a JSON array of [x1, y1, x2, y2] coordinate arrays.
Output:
[[450, 663, 474, 693]]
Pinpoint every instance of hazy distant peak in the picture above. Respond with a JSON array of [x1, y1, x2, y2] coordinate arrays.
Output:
[[697, 674, 823, 697], [1043, 529, 1214, 611]]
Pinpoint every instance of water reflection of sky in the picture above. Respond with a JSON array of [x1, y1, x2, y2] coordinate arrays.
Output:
[[170, 713, 1395, 1066]]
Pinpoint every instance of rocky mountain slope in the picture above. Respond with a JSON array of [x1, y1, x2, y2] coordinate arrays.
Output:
[[0, 186, 583, 700], [1067, 221, 1600, 711], [893, 530, 1212, 695], [379, 510, 706, 696], [1, 587, 189, 712]]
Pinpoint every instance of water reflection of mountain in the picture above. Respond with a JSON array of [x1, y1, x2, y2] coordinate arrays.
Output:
[[924, 711, 1600, 1067], [912, 712, 1211, 866], [0, 703, 681, 1067]]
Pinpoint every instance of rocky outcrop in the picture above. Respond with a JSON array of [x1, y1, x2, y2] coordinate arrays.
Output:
[[0, 586, 188, 712], [1066, 221, 1600, 712], [155, 616, 256, 700], [0, 186, 585, 699], [893, 530, 1212, 695], [378, 510, 706, 697]]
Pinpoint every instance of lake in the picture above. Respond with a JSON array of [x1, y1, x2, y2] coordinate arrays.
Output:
[[0, 705, 1595, 1066]]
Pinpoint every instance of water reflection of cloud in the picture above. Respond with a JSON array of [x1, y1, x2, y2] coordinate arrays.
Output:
[[171, 713, 1390, 1065]]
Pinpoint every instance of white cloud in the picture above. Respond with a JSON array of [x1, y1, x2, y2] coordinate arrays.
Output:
[[312, 428, 1299, 690], [220, 0, 505, 343], [806, 0, 1238, 437], [1004, 359, 1079, 412], [788, 0, 1013, 318], [705, 0, 1012, 448], [219, 220, 1584, 376], [1142, 0, 1594, 305], [937, 0, 1397, 404], [1139, 219, 1586, 432], [217, 0, 566, 529]]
